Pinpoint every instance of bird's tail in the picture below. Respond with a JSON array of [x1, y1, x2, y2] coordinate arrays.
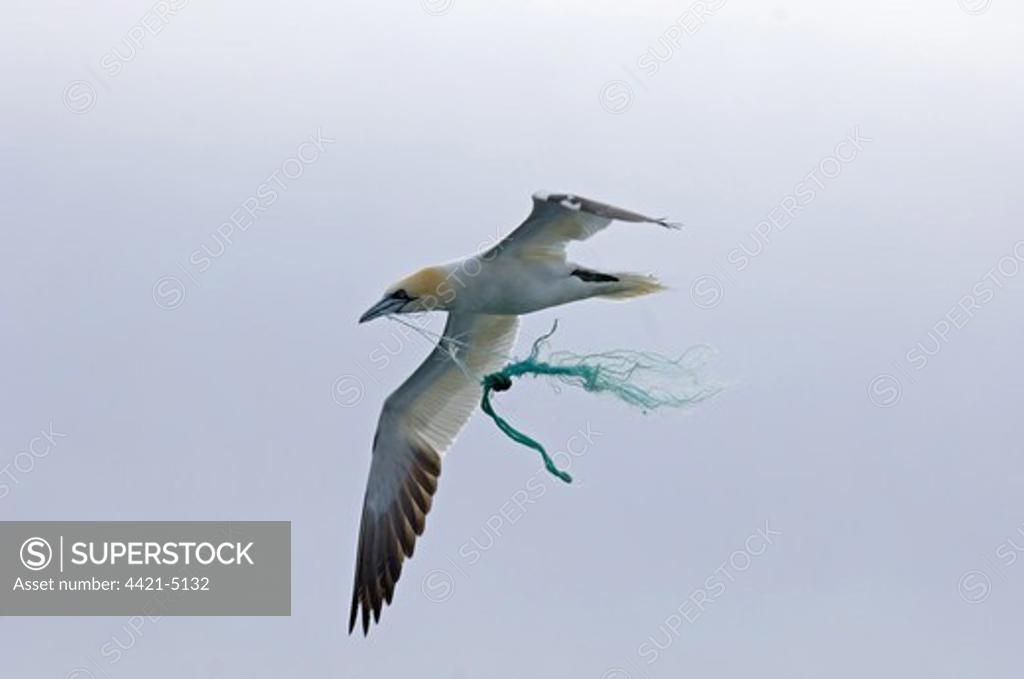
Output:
[[599, 273, 667, 300]]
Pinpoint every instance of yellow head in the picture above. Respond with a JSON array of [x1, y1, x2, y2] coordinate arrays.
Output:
[[358, 266, 453, 323]]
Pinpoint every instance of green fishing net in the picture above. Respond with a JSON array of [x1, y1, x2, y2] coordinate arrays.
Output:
[[480, 322, 722, 483]]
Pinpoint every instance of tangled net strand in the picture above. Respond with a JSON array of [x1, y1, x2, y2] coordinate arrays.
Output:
[[480, 322, 722, 483]]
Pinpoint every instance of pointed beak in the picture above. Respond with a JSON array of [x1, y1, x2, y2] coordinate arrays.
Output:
[[359, 297, 405, 324]]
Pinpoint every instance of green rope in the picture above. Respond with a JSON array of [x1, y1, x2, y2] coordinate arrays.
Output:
[[481, 369, 574, 484], [479, 322, 722, 484]]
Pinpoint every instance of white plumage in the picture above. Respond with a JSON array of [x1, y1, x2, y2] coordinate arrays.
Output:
[[350, 191, 678, 634]]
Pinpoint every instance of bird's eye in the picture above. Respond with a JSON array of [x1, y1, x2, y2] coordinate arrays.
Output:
[[391, 289, 411, 301]]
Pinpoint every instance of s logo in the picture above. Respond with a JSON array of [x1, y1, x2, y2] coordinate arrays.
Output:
[[20, 537, 53, 571]]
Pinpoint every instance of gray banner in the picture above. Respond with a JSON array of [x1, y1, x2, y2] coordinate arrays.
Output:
[[0, 522, 290, 616]]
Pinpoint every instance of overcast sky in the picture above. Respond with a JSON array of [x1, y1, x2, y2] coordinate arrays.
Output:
[[3, 0, 1024, 677]]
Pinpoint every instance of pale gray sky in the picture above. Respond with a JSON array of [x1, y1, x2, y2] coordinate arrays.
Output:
[[3, 0, 1024, 677]]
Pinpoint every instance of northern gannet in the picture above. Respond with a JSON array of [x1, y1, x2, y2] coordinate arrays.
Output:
[[350, 191, 679, 634]]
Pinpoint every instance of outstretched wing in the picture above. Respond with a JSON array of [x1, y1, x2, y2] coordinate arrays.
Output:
[[486, 191, 680, 262], [349, 312, 520, 635]]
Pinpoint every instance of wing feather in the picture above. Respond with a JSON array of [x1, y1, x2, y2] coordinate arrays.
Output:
[[486, 191, 680, 262], [349, 312, 519, 634]]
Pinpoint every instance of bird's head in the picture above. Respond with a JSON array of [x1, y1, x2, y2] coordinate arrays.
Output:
[[359, 265, 453, 323]]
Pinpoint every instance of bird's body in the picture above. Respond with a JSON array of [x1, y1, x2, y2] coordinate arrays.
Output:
[[413, 253, 660, 316], [350, 191, 679, 634]]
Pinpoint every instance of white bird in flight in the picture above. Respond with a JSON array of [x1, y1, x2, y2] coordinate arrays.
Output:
[[350, 191, 679, 634]]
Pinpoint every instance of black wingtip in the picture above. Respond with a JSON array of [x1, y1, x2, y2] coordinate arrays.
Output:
[[655, 217, 684, 229]]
